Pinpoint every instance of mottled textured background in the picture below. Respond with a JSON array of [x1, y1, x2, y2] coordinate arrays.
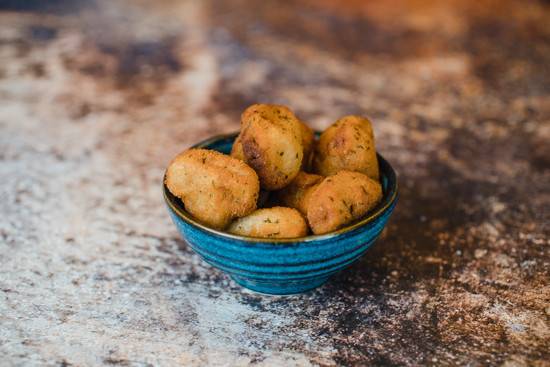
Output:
[[0, 0, 549, 366]]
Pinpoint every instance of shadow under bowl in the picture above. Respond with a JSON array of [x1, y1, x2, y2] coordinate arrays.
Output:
[[163, 132, 398, 295]]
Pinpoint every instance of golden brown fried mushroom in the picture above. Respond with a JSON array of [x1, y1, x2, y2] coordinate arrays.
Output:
[[165, 149, 259, 229], [240, 104, 304, 190], [245, 105, 314, 167], [272, 171, 323, 215], [313, 115, 379, 180], [307, 170, 382, 235], [233, 120, 312, 166], [228, 207, 308, 238]]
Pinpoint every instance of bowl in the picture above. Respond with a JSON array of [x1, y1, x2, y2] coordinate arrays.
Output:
[[163, 132, 398, 295]]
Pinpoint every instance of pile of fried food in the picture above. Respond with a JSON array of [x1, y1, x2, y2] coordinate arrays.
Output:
[[166, 104, 383, 238]]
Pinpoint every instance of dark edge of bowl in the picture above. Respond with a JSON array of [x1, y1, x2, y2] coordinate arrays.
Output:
[[163, 132, 398, 244]]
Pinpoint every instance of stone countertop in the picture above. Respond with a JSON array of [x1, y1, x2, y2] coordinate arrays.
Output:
[[0, 1, 548, 365]]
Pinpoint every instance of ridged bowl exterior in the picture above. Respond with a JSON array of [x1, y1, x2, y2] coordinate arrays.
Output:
[[164, 133, 398, 295]]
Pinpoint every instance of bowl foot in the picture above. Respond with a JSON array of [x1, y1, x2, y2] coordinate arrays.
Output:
[[230, 275, 330, 295]]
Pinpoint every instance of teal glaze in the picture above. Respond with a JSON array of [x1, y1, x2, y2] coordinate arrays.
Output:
[[163, 133, 398, 295]]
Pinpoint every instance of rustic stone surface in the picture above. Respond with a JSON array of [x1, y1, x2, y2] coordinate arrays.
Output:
[[0, 1, 548, 365]]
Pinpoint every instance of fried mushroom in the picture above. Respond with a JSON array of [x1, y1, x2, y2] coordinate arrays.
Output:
[[307, 170, 382, 235], [165, 149, 259, 229], [239, 104, 304, 190], [313, 115, 379, 180], [228, 207, 308, 238]]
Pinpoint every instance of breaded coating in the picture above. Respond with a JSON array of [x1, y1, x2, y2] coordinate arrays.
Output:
[[307, 170, 382, 235], [240, 104, 304, 190], [299, 120, 315, 171], [313, 115, 379, 180], [230, 134, 245, 161], [165, 149, 260, 229], [233, 120, 312, 166], [272, 171, 323, 215], [228, 207, 308, 238]]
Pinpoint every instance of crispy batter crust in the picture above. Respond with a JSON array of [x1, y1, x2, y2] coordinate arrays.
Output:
[[240, 104, 304, 190], [230, 134, 245, 161], [233, 119, 312, 167], [165, 149, 260, 229], [307, 170, 382, 235], [299, 120, 315, 171], [272, 171, 323, 215], [313, 115, 379, 180], [228, 207, 308, 238]]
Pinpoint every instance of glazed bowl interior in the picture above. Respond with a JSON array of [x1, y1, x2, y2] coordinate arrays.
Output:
[[163, 132, 398, 245]]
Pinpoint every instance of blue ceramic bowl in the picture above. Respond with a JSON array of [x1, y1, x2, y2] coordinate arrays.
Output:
[[164, 133, 398, 295]]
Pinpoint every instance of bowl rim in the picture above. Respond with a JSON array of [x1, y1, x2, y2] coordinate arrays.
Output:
[[163, 132, 398, 243]]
